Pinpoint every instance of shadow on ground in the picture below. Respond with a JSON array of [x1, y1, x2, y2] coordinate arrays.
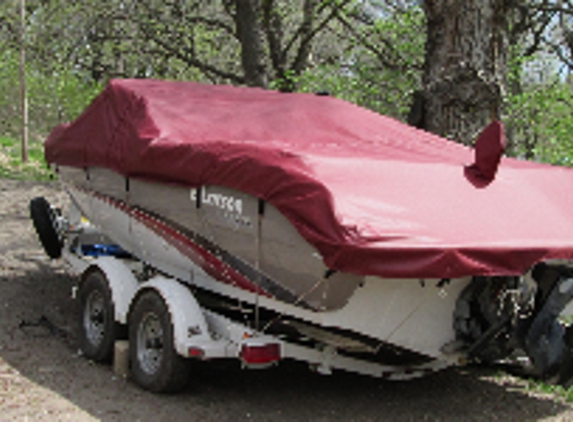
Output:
[[0, 259, 569, 422]]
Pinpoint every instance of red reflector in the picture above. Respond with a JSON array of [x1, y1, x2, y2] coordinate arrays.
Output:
[[240, 342, 281, 365], [188, 347, 205, 358]]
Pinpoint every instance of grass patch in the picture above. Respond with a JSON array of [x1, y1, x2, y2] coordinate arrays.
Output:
[[0, 136, 15, 148], [526, 378, 573, 402], [0, 135, 56, 181]]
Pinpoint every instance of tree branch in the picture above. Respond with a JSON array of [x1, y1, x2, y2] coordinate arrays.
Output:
[[283, 0, 351, 56], [288, 0, 354, 75], [334, 10, 417, 71], [523, 10, 557, 56], [291, 0, 319, 74], [141, 25, 245, 84], [542, 34, 573, 70], [183, 16, 236, 37], [262, 0, 286, 76]]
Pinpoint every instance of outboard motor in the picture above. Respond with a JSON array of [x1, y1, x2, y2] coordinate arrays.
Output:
[[452, 264, 573, 385], [523, 263, 573, 384]]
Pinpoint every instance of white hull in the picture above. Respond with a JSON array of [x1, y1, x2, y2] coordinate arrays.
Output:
[[65, 181, 469, 362]]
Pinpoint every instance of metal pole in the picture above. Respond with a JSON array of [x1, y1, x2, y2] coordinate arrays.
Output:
[[20, 0, 28, 163], [255, 210, 261, 331], [254, 199, 264, 331]]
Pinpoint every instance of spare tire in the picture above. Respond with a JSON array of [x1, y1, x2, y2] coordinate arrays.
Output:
[[30, 197, 63, 259]]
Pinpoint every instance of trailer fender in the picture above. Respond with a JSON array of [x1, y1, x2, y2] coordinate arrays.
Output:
[[81, 257, 139, 324], [135, 277, 212, 356]]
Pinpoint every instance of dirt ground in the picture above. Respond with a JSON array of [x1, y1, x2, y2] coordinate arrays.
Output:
[[1, 178, 573, 421]]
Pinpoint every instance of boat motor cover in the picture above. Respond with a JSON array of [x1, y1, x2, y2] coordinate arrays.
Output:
[[45, 79, 573, 278]]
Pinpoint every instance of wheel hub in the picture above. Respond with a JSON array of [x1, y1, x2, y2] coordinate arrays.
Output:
[[137, 312, 164, 375], [84, 290, 106, 347]]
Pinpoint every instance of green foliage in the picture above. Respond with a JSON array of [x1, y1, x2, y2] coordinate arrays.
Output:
[[504, 28, 573, 166], [27, 65, 102, 136], [0, 50, 21, 136], [0, 49, 102, 141], [526, 378, 573, 403], [1, 0, 573, 182], [507, 79, 573, 166], [296, 6, 425, 120], [0, 135, 54, 181]]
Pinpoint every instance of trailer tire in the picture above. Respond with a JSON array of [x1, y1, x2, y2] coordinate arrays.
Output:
[[78, 270, 117, 362], [30, 197, 62, 259], [129, 290, 189, 393]]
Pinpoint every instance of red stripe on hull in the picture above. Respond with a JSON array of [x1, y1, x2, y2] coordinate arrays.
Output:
[[88, 189, 269, 296]]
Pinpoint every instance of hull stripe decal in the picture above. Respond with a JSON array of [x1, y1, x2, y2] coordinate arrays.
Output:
[[83, 188, 312, 309]]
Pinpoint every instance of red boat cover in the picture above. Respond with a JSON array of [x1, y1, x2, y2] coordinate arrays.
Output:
[[45, 79, 573, 278]]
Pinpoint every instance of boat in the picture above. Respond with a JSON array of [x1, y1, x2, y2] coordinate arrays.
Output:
[[31, 79, 573, 392]]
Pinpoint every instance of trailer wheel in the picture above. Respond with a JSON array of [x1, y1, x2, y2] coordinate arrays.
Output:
[[30, 197, 63, 259], [129, 290, 189, 393], [78, 270, 117, 362]]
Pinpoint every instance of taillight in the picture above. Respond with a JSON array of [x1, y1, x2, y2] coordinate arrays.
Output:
[[188, 347, 205, 358], [240, 339, 281, 368]]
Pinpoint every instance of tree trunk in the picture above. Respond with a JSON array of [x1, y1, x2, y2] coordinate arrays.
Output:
[[234, 0, 268, 88], [420, 0, 510, 145]]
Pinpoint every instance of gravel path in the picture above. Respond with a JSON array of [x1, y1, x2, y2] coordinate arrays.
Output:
[[1, 178, 572, 421]]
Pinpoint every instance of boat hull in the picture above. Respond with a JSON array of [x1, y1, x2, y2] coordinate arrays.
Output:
[[59, 166, 469, 361]]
